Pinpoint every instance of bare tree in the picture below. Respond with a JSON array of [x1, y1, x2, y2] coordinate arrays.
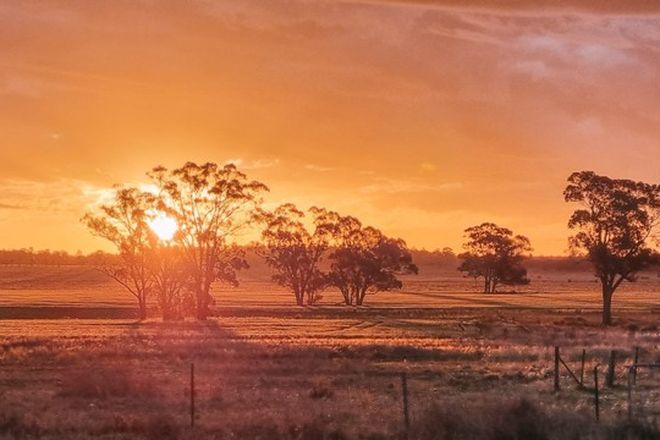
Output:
[[319, 209, 418, 306], [564, 171, 659, 325], [149, 162, 267, 320], [82, 187, 155, 320], [458, 223, 532, 293], [258, 204, 331, 306]]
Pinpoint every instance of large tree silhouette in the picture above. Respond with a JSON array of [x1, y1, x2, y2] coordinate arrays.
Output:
[[82, 187, 155, 320], [458, 223, 531, 293], [149, 162, 267, 320], [259, 204, 331, 306], [320, 210, 418, 306], [564, 171, 659, 325]]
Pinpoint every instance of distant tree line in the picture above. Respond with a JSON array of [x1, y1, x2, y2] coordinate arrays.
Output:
[[0, 249, 117, 266]]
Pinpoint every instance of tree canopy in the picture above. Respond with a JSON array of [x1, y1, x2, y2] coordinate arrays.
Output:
[[564, 171, 659, 325], [149, 161, 268, 319], [81, 187, 156, 319], [458, 222, 531, 293], [319, 209, 418, 305], [259, 204, 331, 305]]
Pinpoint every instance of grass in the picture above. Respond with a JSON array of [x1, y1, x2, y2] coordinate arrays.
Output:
[[0, 265, 658, 438]]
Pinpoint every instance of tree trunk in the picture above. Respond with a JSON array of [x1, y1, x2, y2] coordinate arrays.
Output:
[[601, 285, 613, 326], [195, 289, 210, 320], [138, 299, 147, 320], [483, 277, 490, 294]]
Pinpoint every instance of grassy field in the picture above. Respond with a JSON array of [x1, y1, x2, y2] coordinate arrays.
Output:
[[0, 265, 659, 439]]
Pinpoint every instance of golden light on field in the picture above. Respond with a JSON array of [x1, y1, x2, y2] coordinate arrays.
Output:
[[147, 213, 178, 242]]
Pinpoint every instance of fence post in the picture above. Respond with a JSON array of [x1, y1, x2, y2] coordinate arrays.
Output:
[[627, 367, 633, 422], [593, 367, 600, 422], [606, 350, 616, 388], [633, 347, 639, 385], [554, 346, 560, 392], [401, 372, 410, 438], [190, 363, 195, 429], [579, 349, 586, 387]]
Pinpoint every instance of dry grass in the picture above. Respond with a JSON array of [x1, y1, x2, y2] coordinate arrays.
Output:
[[0, 265, 658, 438]]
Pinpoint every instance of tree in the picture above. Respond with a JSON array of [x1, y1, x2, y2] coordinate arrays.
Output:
[[82, 187, 155, 320], [258, 204, 331, 306], [564, 171, 659, 325], [149, 162, 267, 320], [458, 223, 531, 293], [149, 243, 191, 321], [320, 210, 418, 306]]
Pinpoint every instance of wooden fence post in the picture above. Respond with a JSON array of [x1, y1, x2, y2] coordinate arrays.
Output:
[[627, 366, 633, 422], [554, 346, 560, 392], [579, 349, 586, 387], [190, 363, 195, 429], [593, 367, 600, 422], [606, 350, 616, 388], [401, 372, 410, 438]]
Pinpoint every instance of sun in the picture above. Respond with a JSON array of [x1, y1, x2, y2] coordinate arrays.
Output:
[[147, 212, 178, 241]]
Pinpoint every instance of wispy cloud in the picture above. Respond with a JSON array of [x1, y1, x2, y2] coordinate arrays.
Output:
[[360, 178, 463, 194], [346, 0, 660, 16], [225, 158, 280, 169], [304, 163, 336, 172], [0, 202, 25, 210]]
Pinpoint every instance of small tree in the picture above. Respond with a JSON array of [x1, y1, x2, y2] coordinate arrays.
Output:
[[259, 204, 330, 306], [149, 162, 267, 320], [458, 223, 531, 293], [82, 187, 155, 320], [564, 171, 659, 325], [149, 243, 191, 321], [321, 210, 418, 306]]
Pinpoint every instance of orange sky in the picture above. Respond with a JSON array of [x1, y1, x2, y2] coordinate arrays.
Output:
[[0, 0, 659, 255]]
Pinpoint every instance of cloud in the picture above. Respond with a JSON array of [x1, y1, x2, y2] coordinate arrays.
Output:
[[360, 178, 463, 194], [305, 163, 336, 172], [0, 178, 107, 214], [225, 158, 280, 169], [347, 0, 660, 16], [517, 34, 633, 67], [0, 202, 24, 210], [419, 162, 437, 172]]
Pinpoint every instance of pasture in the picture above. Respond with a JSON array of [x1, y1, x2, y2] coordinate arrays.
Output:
[[0, 265, 659, 439]]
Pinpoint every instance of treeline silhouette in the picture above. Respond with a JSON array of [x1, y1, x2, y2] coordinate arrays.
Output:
[[0, 246, 596, 273], [0, 249, 117, 266]]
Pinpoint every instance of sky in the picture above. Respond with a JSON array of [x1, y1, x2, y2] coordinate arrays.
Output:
[[0, 0, 659, 255]]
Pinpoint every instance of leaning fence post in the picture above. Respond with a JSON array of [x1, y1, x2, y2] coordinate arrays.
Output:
[[633, 347, 639, 385], [606, 350, 616, 388], [593, 366, 600, 422], [554, 346, 560, 392], [190, 363, 195, 429], [579, 349, 586, 387], [400, 372, 410, 437]]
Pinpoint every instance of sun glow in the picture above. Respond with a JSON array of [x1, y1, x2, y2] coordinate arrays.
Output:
[[147, 213, 178, 241]]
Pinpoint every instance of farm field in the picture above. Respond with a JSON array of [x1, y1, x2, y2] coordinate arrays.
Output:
[[0, 265, 659, 439]]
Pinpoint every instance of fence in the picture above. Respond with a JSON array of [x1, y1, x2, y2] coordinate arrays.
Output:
[[553, 345, 659, 425]]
